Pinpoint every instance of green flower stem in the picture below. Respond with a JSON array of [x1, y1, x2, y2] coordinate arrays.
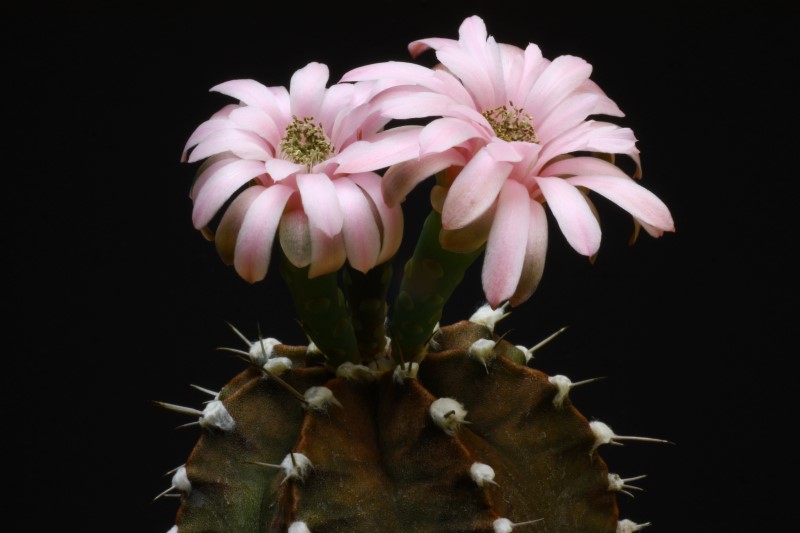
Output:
[[342, 262, 392, 361], [390, 211, 483, 362], [279, 253, 360, 367]]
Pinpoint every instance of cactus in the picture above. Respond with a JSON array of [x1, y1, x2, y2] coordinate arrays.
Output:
[[158, 315, 663, 533], [162, 14, 674, 533]]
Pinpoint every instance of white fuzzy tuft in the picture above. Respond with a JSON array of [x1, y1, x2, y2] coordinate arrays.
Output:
[[617, 519, 651, 532], [608, 473, 625, 491], [548, 375, 572, 408], [392, 362, 419, 384], [304, 386, 342, 412], [249, 337, 281, 366], [430, 398, 467, 435], [470, 303, 509, 332], [515, 344, 535, 363], [306, 341, 323, 357], [171, 465, 191, 494], [280, 453, 313, 482], [288, 522, 311, 533], [589, 421, 615, 453], [263, 356, 292, 375], [468, 338, 497, 371], [470, 462, 496, 487], [336, 362, 377, 383], [493, 518, 514, 533], [166, 527, 178, 533], [200, 400, 236, 432]]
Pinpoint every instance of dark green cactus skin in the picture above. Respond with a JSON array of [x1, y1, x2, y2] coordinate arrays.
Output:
[[173, 321, 618, 532], [342, 262, 393, 360], [390, 212, 484, 362], [279, 254, 360, 366]]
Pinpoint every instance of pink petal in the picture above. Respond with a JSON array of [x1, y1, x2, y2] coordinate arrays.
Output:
[[211, 79, 286, 120], [341, 61, 438, 86], [317, 83, 355, 139], [215, 185, 265, 265], [510, 200, 548, 306], [485, 140, 524, 163], [233, 184, 294, 282], [441, 147, 513, 230], [536, 176, 601, 256], [182, 112, 235, 162], [439, 202, 494, 253], [350, 172, 404, 264], [482, 180, 531, 308], [566, 175, 674, 232], [437, 45, 497, 110], [578, 79, 624, 117], [522, 55, 593, 122], [289, 62, 329, 119], [187, 128, 271, 163], [297, 173, 343, 237], [190, 156, 237, 201], [308, 224, 346, 278], [228, 106, 282, 149], [408, 37, 457, 57], [335, 126, 421, 174], [264, 159, 305, 181], [333, 178, 381, 273], [279, 209, 312, 268], [542, 156, 630, 179], [419, 117, 487, 157], [536, 92, 601, 142], [192, 159, 267, 229], [382, 150, 466, 206], [374, 88, 455, 120], [535, 121, 639, 175], [509, 44, 547, 107]]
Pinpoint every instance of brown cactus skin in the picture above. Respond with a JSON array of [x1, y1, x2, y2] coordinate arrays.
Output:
[[173, 321, 618, 533]]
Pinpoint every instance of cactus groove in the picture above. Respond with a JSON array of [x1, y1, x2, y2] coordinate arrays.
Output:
[[171, 321, 618, 533]]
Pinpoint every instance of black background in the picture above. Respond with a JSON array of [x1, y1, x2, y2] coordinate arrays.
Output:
[[5, 9, 793, 532]]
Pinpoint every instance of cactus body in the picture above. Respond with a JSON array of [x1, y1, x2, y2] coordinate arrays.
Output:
[[169, 321, 619, 532]]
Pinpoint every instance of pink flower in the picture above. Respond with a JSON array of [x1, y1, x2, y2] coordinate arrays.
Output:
[[343, 16, 674, 308], [183, 62, 417, 282]]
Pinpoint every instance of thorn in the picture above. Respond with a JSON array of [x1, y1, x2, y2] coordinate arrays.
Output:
[[261, 367, 308, 405], [190, 384, 220, 398], [225, 321, 251, 347], [493, 517, 543, 532], [617, 519, 651, 533], [529, 326, 568, 355], [216, 346, 253, 364], [153, 401, 203, 418], [290, 452, 298, 467], [175, 421, 201, 430], [590, 421, 672, 454], [608, 473, 647, 497], [152, 485, 175, 502], [549, 375, 605, 408]]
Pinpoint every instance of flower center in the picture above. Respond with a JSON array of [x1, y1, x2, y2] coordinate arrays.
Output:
[[482, 103, 538, 143], [280, 116, 333, 169]]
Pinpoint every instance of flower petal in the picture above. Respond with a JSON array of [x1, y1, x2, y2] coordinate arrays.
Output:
[[441, 148, 513, 230], [296, 173, 343, 237], [333, 178, 381, 273], [437, 45, 497, 110], [382, 150, 466, 206], [233, 184, 294, 282], [279, 209, 312, 268], [350, 173, 404, 264], [536, 176, 601, 256], [566, 175, 674, 232], [228, 106, 282, 149], [485, 140, 524, 163], [187, 128, 271, 163], [373, 88, 455, 120], [308, 225, 346, 278], [192, 159, 267, 228], [190, 156, 237, 201], [181, 105, 237, 161], [211, 79, 286, 120], [535, 121, 639, 175], [536, 92, 601, 142], [408, 37, 457, 57], [264, 159, 305, 181], [290, 62, 329, 119], [419, 117, 487, 157], [215, 185, 265, 265], [522, 55, 592, 121], [542, 156, 630, 179], [482, 180, 531, 308], [335, 126, 421, 174], [510, 200, 548, 306]]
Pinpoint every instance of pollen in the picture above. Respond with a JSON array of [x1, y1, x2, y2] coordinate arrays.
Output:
[[280, 115, 334, 169], [482, 103, 538, 143]]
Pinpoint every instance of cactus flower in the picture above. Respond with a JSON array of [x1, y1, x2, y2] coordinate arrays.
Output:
[[343, 16, 674, 307], [183, 62, 413, 282]]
